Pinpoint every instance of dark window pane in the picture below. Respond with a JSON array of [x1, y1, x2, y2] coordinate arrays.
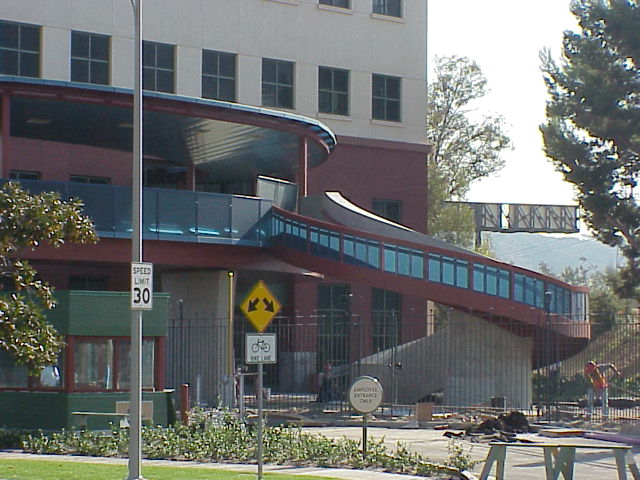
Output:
[[319, 91, 332, 113], [219, 53, 235, 77], [372, 76, 385, 96], [156, 45, 174, 69], [90, 61, 108, 84], [334, 70, 348, 91], [156, 69, 174, 93], [387, 100, 400, 121], [277, 62, 293, 85], [71, 58, 89, 83], [142, 42, 155, 66], [202, 76, 217, 98], [143, 67, 155, 89], [218, 78, 235, 101], [91, 36, 109, 61], [319, 67, 332, 89], [262, 59, 276, 82], [0, 49, 18, 74], [387, 77, 400, 99], [0, 23, 19, 49], [262, 83, 276, 106], [71, 32, 89, 57], [20, 52, 38, 77], [372, 98, 385, 119], [278, 85, 293, 108], [202, 51, 217, 75], [21, 26, 39, 51]]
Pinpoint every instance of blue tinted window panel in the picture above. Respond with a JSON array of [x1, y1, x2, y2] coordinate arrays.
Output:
[[398, 249, 410, 276], [442, 257, 455, 286], [514, 274, 524, 302], [524, 277, 535, 305], [499, 270, 510, 298], [343, 236, 354, 258], [473, 265, 485, 292], [535, 280, 545, 308], [411, 252, 423, 279], [428, 255, 441, 282], [355, 239, 367, 264], [486, 267, 498, 295], [368, 243, 380, 269], [384, 245, 396, 273], [456, 261, 468, 288], [329, 234, 340, 260]]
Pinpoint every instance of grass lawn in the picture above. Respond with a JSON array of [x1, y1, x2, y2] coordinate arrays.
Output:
[[0, 459, 344, 480]]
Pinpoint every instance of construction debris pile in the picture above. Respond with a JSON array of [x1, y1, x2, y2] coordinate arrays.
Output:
[[444, 411, 536, 443]]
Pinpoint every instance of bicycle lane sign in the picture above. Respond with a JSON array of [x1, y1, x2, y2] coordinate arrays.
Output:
[[245, 333, 277, 364]]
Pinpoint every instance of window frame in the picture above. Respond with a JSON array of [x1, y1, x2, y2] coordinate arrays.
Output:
[[70, 30, 110, 85], [318, 66, 349, 116], [202, 49, 237, 102], [142, 41, 175, 93], [372, 0, 402, 17], [372, 73, 401, 122], [262, 58, 294, 109], [319, 0, 351, 10], [0, 20, 40, 78]]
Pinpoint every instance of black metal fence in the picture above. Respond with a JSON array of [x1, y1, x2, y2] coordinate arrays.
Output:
[[165, 311, 640, 423]]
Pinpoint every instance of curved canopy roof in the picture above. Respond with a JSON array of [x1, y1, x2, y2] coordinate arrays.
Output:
[[1, 76, 337, 184]]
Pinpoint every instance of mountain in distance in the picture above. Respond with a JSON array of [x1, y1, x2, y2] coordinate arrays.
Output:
[[484, 231, 620, 276]]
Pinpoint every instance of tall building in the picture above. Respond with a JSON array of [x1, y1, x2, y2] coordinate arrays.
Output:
[[0, 1, 588, 428]]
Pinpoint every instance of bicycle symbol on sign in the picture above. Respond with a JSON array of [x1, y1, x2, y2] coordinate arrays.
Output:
[[251, 338, 271, 353]]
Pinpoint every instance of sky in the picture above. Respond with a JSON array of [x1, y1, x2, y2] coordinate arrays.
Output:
[[428, 0, 578, 206]]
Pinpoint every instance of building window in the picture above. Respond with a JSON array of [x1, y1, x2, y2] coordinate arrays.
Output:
[[372, 199, 401, 222], [9, 170, 40, 180], [373, 0, 401, 17], [372, 288, 401, 353], [320, 0, 350, 8], [71, 31, 109, 85], [202, 50, 236, 102], [262, 58, 294, 109], [372, 74, 401, 122], [318, 66, 349, 116], [143, 41, 175, 93], [317, 284, 349, 369], [0, 20, 40, 77], [69, 174, 110, 184]]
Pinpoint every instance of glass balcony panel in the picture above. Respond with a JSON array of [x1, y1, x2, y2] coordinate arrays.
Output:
[[197, 193, 232, 240], [231, 196, 263, 243], [155, 189, 197, 240]]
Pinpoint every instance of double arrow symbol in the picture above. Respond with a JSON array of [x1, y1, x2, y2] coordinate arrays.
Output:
[[247, 297, 275, 313]]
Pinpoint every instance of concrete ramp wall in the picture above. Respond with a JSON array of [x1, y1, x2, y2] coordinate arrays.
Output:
[[353, 312, 533, 409]]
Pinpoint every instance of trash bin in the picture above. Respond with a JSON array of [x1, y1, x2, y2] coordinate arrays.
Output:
[[415, 402, 434, 422]]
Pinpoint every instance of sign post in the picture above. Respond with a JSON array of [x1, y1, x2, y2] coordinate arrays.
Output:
[[241, 281, 281, 480], [348, 376, 383, 459]]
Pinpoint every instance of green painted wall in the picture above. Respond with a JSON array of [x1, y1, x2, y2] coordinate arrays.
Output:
[[0, 391, 173, 430], [47, 291, 168, 336]]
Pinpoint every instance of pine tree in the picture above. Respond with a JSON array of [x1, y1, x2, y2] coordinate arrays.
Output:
[[540, 0, 640, 299]]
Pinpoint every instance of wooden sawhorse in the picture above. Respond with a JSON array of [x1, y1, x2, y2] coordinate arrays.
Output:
[[479, 441, 640, 480]]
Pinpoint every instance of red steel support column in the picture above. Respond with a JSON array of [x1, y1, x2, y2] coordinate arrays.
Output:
[[298, 136, 308, 207]]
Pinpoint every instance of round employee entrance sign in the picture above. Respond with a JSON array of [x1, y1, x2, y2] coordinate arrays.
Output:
[[348, 376, 383, 414]]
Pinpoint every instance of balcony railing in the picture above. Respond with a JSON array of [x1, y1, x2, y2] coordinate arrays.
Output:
[[10, 180, 273, 246]]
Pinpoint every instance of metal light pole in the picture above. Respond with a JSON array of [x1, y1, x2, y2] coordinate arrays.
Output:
[[128, 0, 144, 478]]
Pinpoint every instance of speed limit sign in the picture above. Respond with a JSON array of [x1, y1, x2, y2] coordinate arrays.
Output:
[[131, 262, 153, 310]]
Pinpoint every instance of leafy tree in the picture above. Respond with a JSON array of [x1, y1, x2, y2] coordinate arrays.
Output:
[[540, 0, 640, 299], [426, 55, 510, 247], [0, 182, 97, 374]]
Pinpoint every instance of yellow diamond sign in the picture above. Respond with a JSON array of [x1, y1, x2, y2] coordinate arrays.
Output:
[[240, 280, 282, 332]]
